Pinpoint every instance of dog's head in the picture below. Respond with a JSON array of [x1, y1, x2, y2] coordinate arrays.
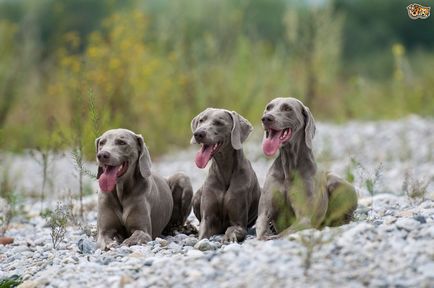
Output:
[[261, 97, 315, 157], [95, 129, 151, 192], [190, 108, 253, 168]]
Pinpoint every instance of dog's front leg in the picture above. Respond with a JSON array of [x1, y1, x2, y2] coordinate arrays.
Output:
[[198, 213, 221, 240], [122, 205, 153, 246], [223, 192, 249, 243]]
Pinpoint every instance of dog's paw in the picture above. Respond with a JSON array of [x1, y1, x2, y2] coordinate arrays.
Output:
[[122, 230, 152, 246], [97, 236, 118, 251], [106, 240, 120, 250], [223, 226, 245, 243]]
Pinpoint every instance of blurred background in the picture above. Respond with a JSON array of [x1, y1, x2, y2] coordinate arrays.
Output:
[[0, 0, 433, 157]]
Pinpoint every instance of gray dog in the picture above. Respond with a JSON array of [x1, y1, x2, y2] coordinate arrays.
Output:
[[256, 98, 358, 239], [191, 108, 261, 242], [95, 129, 193, 250]]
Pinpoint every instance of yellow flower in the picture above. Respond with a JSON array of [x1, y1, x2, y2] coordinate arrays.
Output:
[[392, 43, 405, 57]]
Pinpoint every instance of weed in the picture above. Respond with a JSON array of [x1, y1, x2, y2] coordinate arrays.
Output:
[[0, 167, 21, 237], [29, 118, 63, 212], [296, 229, 337, 277], [345, 157, 358, 184], [42, 202, 70, 249], [0, 275, 22, 288], [350, 159, 383, 197], [402, 171, 430, 203], [70, 88, 99, 217]]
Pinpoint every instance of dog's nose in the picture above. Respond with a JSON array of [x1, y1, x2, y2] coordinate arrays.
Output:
[[193, 130, 206, 141], [261, 114, 275, 124], [97, 151, 111, 161]]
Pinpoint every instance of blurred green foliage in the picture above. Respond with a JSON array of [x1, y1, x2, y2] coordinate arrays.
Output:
[[0, 0, 433, 157]]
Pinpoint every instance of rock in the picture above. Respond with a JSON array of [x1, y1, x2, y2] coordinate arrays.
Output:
[[96, 256, 113, 265], [373, 219, 383, 226], [395, 218, 419, 231], [186, 249, 203, 258], [383, 215, 396, 225], [194, 239, 216, 251], [413, 215, 426, 224], [0, 237, 14, 245], [182, 237, 198, 247], [143, 257, 155, 266], [418, 262, 434, 278], [223, 243, 242, 253], [156, 238, 168, 247], [77, 238, 96, 254]]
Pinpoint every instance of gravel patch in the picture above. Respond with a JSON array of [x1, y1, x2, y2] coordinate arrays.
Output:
[[1, 116, 433, 287]]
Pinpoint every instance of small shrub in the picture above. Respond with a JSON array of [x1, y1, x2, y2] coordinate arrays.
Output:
[[0, 275, 22, 288], [402, 172, 430, 203], [42, 202, 70, 249], [296, 230, 336, 277], [345, 157, 358, 184], [351, 159, 383, 196], [0, 168, 20, 237]]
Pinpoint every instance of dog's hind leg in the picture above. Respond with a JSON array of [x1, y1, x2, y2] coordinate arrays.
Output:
[[322, 172, 358, 227], [165, 172, 194, 233]]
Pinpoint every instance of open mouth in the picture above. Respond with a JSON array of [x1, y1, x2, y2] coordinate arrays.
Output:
[[98, 162, 128, 193], [262, 128, 292, 156], [194, 142, 222, 169]]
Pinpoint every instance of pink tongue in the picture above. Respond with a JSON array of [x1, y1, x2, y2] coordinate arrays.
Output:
[[98, 166, 119, 193], [195, 145, 213, 169], [262, 131, 283, 156]]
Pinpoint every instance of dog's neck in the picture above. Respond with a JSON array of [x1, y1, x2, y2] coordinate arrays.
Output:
[[210, 145, 245, 188], [277, 133, 317, 180]]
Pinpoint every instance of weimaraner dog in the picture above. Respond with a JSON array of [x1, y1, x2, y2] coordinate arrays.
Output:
[[256, 97, 358, 239], [191, 108, 261, 242], [95, 129, 193, 250]]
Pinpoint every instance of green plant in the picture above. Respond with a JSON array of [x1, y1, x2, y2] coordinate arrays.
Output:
[[352, 159, 383, 196], [296, 230, 336, 277], [29, 118, 63, 212], [402, 172, 430, 203], [345, 157, 358, 184], [70, 88, 99, 217], [0, 275, 22, 288], [42, 202, 70, 249], [0, 167, 20, 237]]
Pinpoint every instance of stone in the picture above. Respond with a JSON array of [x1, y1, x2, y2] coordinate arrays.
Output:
[[182, 237, 198, 247], [413, 215, 426, 224], [395, 218, 419, 231], [0, 237, 14, 245], [186, 249, 203, 258], [156, 238, 168, 247], [418, 262, 434, 278], [77, 238, 96, 254], [194, 239, 216, 251]]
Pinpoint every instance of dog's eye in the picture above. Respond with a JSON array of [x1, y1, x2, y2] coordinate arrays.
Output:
[[116, 139, 127, 145], [214, 120, 223, 126], [266, 104, 274, 111], [99, 139, 106, 146], [282, 105, 292, 112]]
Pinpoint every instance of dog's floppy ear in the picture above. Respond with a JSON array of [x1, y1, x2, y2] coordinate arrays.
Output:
[[301, 104, 316, 150], [135, 134, 152, 178], [95, 137, 103, 179], [190, 114, 199, 144], [228, 111, 253, 150]]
